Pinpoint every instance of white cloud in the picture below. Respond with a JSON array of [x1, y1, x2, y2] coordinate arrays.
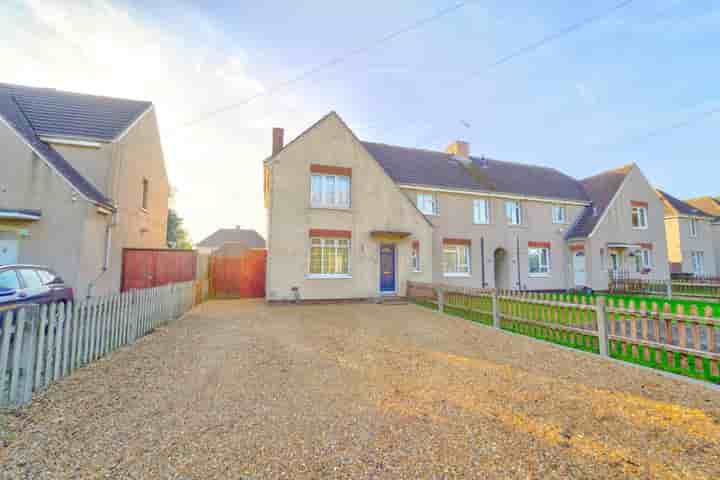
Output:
[[1, 0, 319, 242]]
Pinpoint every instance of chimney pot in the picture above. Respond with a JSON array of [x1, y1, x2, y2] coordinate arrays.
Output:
[[272, 128, 284, 155], [446, 140, 469, 159]]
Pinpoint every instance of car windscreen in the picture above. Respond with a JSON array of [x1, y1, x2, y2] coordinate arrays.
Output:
[[0, 270, 20, 290]]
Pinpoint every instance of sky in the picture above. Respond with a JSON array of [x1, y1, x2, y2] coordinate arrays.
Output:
[[1, 0, 719, 242]]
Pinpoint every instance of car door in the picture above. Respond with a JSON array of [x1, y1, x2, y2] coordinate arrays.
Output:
[[37, 269, 62, 302], [17, 268, 50, 305]]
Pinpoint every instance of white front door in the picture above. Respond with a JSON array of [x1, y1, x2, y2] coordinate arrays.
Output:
[[0, 237, 18, 266], [573, 251, 586, 287]]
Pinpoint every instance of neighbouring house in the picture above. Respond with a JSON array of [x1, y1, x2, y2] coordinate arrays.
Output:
[[263, 112, 669, 302], [656, 190, 717, 276], [685, 196, 720, 276], [0, 83, 169, 296], [196, 227, 266, 256]]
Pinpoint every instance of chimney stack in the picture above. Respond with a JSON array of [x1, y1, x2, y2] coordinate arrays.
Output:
[[446, 140, 469, 159], [272, 128, 284, 155]]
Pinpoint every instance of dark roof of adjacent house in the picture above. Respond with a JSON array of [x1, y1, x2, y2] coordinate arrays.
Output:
[[565, 164, 634, 239], [656, 190, 713, 218], [0, 83, 151, 141], [197, 228, 266, 249], [686, 196, 720, 218], [0, 91, 114, 209], [361, 142, 589, 202]]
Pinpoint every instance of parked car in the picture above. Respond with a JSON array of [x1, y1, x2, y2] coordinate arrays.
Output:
[[0, 265, 74, 309]]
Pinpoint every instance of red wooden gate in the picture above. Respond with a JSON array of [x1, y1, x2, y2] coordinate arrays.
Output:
[[122, 248, 197, 292], [209, 250, 267, 298]]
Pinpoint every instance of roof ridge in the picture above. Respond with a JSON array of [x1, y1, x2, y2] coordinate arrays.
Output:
[[581, 163, 634, 183]]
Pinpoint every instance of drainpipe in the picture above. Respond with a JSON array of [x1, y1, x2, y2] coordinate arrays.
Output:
[[480, 237, 486, 287], [87, 212, 116, 299], [516, 235, 521, 290]]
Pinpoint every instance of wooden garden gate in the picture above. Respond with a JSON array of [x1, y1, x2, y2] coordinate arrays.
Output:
[[209, 250, 267, 298]]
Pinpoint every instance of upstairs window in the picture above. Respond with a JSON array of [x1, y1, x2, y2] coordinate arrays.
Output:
[[309, 238, 350, 276], [473, 199, 490, 224], [417, 193, 439, 215], [505, 201, 522, 225], [689, 218, 698, 237], [552, 205, 566, 224], [631, 205, 648, 229], [528, 246, 550, 275], [141, 178, 149, 210], [443, 243, 470, 276], [311, 174, 350, 209]]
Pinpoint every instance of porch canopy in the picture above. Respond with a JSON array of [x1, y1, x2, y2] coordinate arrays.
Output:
[[606, 242, 641, 249], [370, 230, 411, 242], [0, 208, 41, 221]]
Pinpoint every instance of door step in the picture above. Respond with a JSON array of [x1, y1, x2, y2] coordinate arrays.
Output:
[[378, 296, 408, 305]]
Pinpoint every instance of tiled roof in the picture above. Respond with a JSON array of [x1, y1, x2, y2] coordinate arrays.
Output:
[[197, 228, 266, 249], [686, 196, 720, 218], [361, 142, 589, 202], [0, 92, 114, 209], [565, 165, 634, 239], [656, 190, 713, 218], [0, 83, 151, 141]]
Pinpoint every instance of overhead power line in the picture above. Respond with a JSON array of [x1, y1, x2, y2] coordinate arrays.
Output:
[[606, 106, 720, 148], [411, 0, 635, 148], [173, 1, 469, 131]]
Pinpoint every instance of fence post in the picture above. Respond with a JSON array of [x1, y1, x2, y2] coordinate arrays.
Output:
[[666, 279, 672, 299], [596, 296, 609, 357], [492, 290, 500, 329], [437, 287, 445, 314]]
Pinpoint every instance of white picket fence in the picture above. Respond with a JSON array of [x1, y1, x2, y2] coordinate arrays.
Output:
[[0, 281, 196, 408]]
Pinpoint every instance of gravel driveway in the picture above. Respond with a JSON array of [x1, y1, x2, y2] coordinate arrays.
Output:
[[1, 300, 719, 479]]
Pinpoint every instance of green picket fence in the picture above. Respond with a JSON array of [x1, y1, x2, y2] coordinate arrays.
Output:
[[407, 282, 720, 385]]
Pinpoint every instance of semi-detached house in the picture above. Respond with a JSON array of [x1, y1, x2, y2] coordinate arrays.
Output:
[[264, 112, 669, 302]]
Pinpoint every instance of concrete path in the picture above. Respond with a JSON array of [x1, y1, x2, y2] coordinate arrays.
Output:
[[1, 300, 718, 479]]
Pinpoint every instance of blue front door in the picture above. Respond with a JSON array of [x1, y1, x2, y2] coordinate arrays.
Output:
[[379, 244, 396, 293]]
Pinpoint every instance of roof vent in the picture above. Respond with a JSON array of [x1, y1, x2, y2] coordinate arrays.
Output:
[[478, 156, 489, 168]]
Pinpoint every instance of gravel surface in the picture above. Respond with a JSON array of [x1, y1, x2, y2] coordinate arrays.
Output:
[[1, 300, 719, 479]]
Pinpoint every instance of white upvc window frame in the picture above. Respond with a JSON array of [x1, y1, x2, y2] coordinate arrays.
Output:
[[689, 218, 698, 237], [411, 242, 421, 272], [552, 205, 567, 224], [307, 237, 352, 278], [635, 248, 653, 272], [442, 244, 471, 277], [631, 206, 648, 229], [473, 198, 490, 224], [691, 251, 705, 275], [310, 174, 351, 209], [528, 247, 551, 276], [505, 200, 522, 225], [609, 252, 620, 271], [417, 192, 439, 216]]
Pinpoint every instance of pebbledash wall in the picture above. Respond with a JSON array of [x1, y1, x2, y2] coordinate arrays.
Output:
[[265, 113, 434, 301]]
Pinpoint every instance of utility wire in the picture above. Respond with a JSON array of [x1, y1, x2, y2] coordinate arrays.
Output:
[[410, 0, 635, 148], [173, 2, 469, 131], [605, 106, 720, 148]]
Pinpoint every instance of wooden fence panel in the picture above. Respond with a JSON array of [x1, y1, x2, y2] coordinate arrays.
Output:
[[0, 281, 197, 409], [209, 250, 267, 299]]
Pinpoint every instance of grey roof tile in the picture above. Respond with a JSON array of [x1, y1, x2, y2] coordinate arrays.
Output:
[[565, 165, 633, 239], [361, 141, 589, 202], [0, 83, 151, 141], [197, 229, 266, 249], [0, 92, 114, 209], [656, 190, 713, 217]]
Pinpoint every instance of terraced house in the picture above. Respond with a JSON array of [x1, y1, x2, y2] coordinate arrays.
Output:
[[685, 196, 720, 276], [0, 83, 169, 296], [264, 112, 668, 302], [657, 191, 718, 277]]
